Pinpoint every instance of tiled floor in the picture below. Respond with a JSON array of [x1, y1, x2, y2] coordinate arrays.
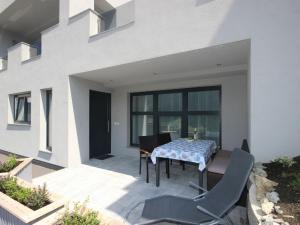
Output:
[[33, 154, 247, 224]]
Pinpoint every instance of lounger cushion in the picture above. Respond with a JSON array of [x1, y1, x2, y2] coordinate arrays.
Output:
[[142, 195, 212, 224], [208, 150, 232, 174]]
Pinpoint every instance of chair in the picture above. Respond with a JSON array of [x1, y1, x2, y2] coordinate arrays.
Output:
[[139, 135, 159, 183], [139, 133, 184, 183], [157, 132, 185, 170], [241, 139, 250, 153], [157, 133, 173, 170], [207, 139, 250, 189], [138, 149, 254, 225], [207, 149, 232, 190], [157, 132, 171, 145]]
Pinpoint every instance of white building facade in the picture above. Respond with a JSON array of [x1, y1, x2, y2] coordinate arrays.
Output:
[[0, 0, 299, 168]]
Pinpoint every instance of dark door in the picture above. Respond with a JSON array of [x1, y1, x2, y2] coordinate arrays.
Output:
[[89, 90, 111, 158]]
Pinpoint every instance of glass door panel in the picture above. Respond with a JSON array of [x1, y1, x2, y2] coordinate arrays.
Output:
[[132, 115, 154, 144], [159, 116, 181, 140], [188, 115, 220, 145]]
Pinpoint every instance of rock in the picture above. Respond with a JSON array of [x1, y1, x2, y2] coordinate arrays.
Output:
[[267, 192, 280, 203], [261, 201, 274, 215], [282, 215, 294, 219], [255, 175, 278, 200], [254, 167, 268, 177], [261, 214, 274, 221], [282, 222, 289, 225], [261, 221, 280, 225], [257, 190, 266, 201], [260, 197, 269, 204], [274, 206, 283, 214], [261, 215, 286, 225], [273, 218, 284, 223]]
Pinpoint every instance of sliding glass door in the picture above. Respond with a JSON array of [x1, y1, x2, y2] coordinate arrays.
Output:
[[130, 86, 221, 147]]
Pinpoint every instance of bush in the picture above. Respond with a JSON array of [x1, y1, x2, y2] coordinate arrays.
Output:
[[0, 176, 50, 210], [26, 184, 50, 210], [273, 156, 296, 168], [59, 200, 101, 225], [0, 176, 31, 204], [0, 154, 18, 173], [290, 174, 300, 191]]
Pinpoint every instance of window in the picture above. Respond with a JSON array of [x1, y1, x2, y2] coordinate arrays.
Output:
[[130, 86, 221, 146], [46, 90, 52, 150], [14, 93, 31, 124], [131, 94, 154, 144]]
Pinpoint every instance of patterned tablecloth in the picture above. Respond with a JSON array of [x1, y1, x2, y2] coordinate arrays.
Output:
[[151, 139, 217, 171]]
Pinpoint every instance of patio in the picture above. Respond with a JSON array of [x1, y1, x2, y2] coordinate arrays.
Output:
[[33, 153, 247, 224]]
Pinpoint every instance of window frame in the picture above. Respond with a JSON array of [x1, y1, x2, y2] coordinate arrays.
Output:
[[13, 93, 31, 124], [130, 86, 222, 147]]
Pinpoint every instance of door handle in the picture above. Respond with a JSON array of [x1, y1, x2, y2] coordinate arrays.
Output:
[[107, 120, 110, 133]]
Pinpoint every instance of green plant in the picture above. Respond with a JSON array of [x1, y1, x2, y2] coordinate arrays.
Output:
[[0, 154, 18, 173], [26, 184, 50, 210], [273, 156, 296, 168], [0, 176, 31, 204], [59, 200, 101, 225], [290, 174, 300, 191], [0, 176, 50, 210]]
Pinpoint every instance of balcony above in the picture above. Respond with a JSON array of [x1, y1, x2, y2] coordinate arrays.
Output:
[[0, 57, 7, 71], [0, 0, 15, 14], [0, 0, 59, 42]]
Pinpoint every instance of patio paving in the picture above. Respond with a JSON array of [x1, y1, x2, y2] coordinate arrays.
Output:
[[33, 154, 248, 224]]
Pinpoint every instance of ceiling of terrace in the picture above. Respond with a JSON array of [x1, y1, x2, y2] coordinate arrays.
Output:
[[74, 40, 250, 88], [0, 0, 59, 41]]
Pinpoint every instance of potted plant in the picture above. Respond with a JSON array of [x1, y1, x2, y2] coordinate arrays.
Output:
[[0, 176, 64, 225], [0, 154, 33, 182]]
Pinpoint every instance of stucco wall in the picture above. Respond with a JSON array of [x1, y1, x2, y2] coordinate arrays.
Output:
[[67, 0, 300, 162], [111, 74, 248, 157], [0, 0, 299, 167], [68, 77, 111, 166]]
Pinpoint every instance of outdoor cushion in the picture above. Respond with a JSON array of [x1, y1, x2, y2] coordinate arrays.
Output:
[[142, 195, 212, 224], [208, 150, 232, 174]]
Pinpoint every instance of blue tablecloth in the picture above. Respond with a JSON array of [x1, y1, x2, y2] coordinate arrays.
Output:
[[151, 139, 217, 171]]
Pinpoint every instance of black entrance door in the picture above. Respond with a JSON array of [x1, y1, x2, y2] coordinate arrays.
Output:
[[89, 90, 111, 159]]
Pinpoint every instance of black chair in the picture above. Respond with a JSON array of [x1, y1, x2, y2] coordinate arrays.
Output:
[[158, 132, 186, 169], [138, 149, 254, 225], [139, 133, 184, 183], [207, 139, 250, 205], [139, 135, 158, 183], [157, 133, 171, 145], [241, 139, 250, 153]]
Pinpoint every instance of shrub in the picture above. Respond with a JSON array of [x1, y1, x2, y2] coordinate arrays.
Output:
[[0, 176, 50, 210], [26, 184, 50, 210], [0, 176, 31, 204], [290, 174, 300, 191], [273, 156, 296, 168], [59, 200, 101, 225], [0, 154, 18, 173]]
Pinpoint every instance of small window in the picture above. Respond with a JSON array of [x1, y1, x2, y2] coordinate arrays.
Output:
[[46, 90, 52, 150], [14, 93, 31, 124]]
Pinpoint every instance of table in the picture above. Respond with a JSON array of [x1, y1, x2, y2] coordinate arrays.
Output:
[[151, 139, 217, 187]]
